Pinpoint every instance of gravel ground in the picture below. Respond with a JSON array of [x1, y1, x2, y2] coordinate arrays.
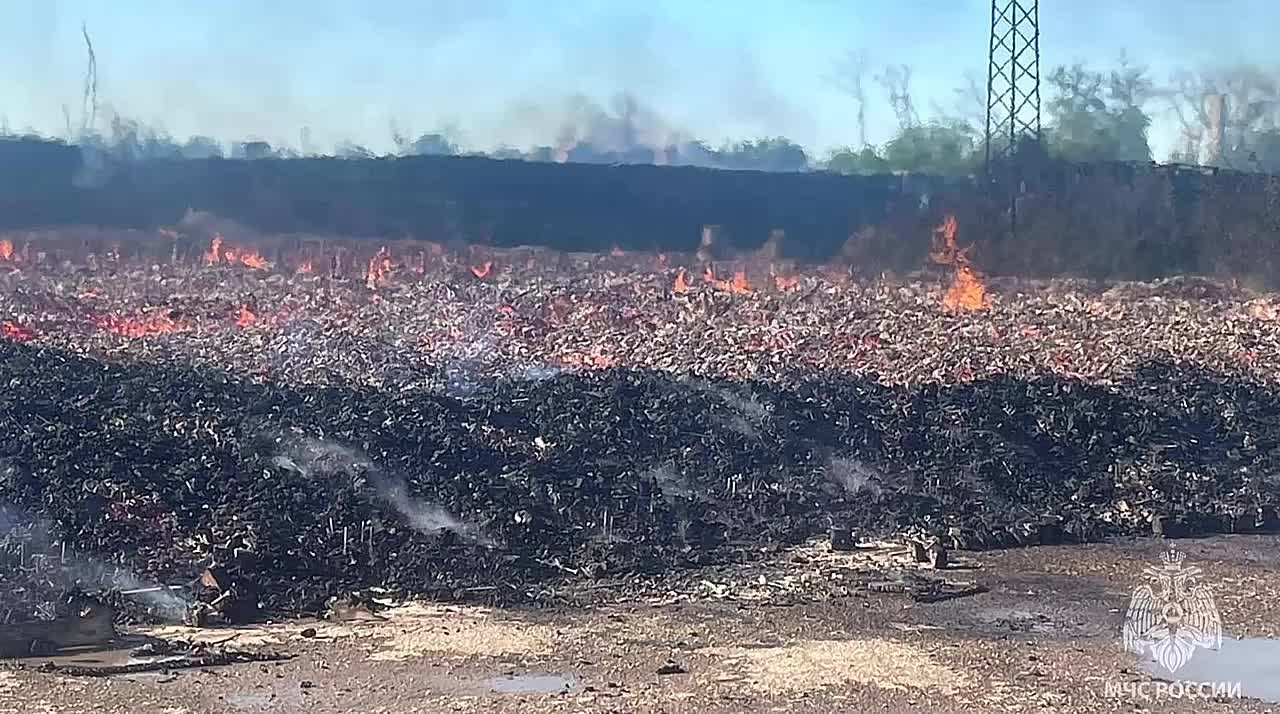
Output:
[[3, 535, 1279, 713]]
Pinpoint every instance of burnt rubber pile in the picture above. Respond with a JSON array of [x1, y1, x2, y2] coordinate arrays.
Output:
[[3, 337, 1279, 618]]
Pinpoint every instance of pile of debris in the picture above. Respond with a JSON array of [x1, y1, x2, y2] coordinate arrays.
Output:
[[2, 233, 1280, 618], [2, 334, 1278, 617]]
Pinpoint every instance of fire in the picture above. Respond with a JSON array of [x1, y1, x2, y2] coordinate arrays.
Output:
[[672, 268, 690, 294], [365, 246, 393, 289], [296, 260, 314, 275], [235, 305, 257, 327], [929, 215, 988, 311], [204, 235, 223, 264], [204, 234, 270, 270], [773, 273, 800, 291], [471, 261, 493, 279], [2, 320, 34, 341], [0, 239, 13, 262], [93, 311, 186, 338], [238, 250, 270, 270], [702, 264, 752, 293], [222, 246, 269, 270]]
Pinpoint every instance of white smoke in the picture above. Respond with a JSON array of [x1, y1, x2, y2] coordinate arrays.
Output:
[[678, 376, 772, 439], [1, 501, 191, 621], [642, 462, 694, 502], [274, 436, 494, 547], [823, 457, 884, 499]]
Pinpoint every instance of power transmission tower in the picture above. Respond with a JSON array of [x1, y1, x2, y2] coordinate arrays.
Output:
[[984, 0, 1041, 237]]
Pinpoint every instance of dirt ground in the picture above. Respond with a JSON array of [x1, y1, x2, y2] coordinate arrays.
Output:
[[3, 535, 1279, 714]]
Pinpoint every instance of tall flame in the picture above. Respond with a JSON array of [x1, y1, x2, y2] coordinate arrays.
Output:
[[204, 234, 223, 264], [366, 246, 393, 289], [672, 268, 690, 294], [0, 239, 14, 262], [929, 215, 988, 311]]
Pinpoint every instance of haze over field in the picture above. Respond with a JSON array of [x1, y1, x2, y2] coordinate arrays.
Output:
[[3, 1, 1280, 170]]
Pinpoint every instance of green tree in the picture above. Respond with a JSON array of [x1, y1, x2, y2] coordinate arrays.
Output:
[[1104, 55, 1155, 161], [1045, 56, 1154, 162], [825, 146, 889, 174], [881, 120, 978, 175], [716, 137, 809, 171]]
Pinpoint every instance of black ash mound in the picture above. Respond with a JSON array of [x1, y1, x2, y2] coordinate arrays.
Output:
[[2, 337, 1279, 618]]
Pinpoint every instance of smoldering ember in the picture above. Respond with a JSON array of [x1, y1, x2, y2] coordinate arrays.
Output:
[[1, 204, 1280, 626]]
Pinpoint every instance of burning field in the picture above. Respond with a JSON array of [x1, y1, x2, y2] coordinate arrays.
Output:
[[2, 217, 1280, 624]]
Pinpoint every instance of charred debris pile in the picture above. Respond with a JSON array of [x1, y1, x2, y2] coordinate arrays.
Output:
[[1, 337, 1279, 617], [2, 224, 1280, 619]]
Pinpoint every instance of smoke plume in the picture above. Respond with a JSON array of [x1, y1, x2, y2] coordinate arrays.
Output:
[[0, 501, 190, 620], [274, 436, 494, 547], [822, 457, 884, 499]]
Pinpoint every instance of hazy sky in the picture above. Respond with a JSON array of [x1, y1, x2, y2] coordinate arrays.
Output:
[[2, 1, 1277, 160]]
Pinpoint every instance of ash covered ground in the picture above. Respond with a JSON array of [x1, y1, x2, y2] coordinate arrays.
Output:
[[2, 234, 1280, 621]]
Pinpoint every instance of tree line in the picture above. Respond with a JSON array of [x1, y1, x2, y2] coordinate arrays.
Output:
[[8, 28, 1280, 176], [825, 52, 1280, 176]]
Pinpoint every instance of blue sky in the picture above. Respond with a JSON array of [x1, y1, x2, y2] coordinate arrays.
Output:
[[2, 1, 1276, 159]]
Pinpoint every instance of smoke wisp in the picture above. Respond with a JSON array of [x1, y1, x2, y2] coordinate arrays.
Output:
[[274, 436, 494, 547], [0, 501, 191, 621]]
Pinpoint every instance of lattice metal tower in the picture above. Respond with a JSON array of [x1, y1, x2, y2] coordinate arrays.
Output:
[[984, 0, 1041, 170]]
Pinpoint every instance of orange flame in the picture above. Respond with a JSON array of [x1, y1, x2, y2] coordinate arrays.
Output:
[[204, 234, 269, 270], [2, 320, 34, 341], [471, 261, 493, 279], [773, 273, 800, 291], [296, 260, 314, 274], [366, 246, 393, 289], [0, 239, 14, 262], [204, 235, 223, 264], [672, 268, 690, 294], [929, 215, 988, 311], [702, 266, 751, 294], [235, 305, 257, 327], [238, 250, 269, 270], [93, 312, 186, 338]]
